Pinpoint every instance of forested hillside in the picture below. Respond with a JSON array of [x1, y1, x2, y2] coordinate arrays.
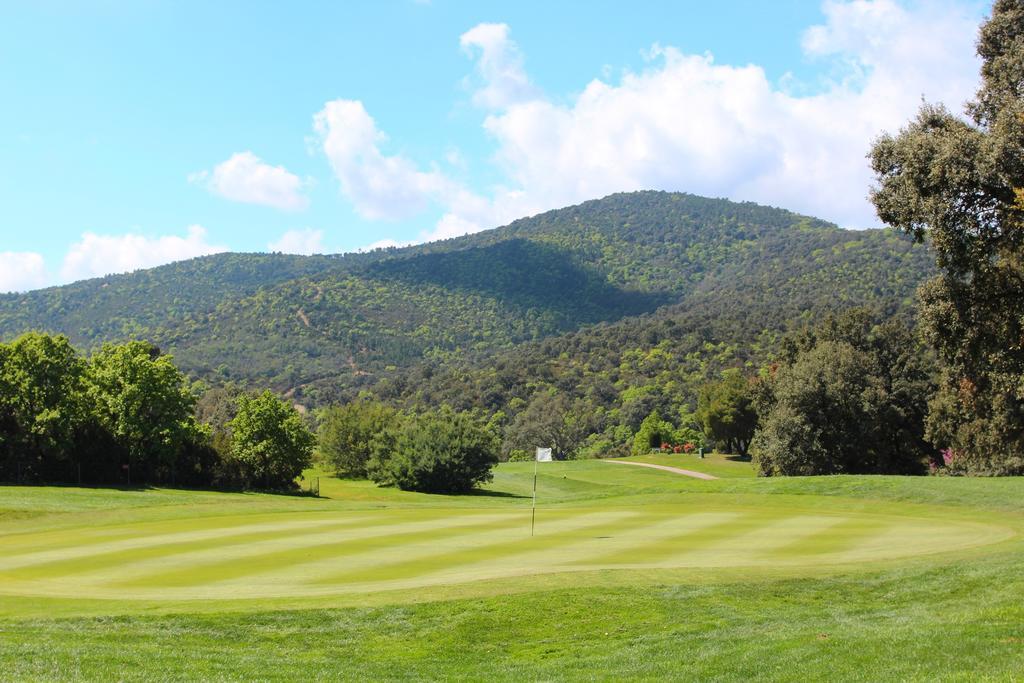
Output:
[[0, 192, 934, 407]]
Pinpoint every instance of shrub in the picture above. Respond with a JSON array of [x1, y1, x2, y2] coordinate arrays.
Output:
[[632, 411, 676, 456], [368, 408, 499, 494]]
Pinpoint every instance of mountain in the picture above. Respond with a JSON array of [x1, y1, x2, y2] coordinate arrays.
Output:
[[0, 192, 934, 406]]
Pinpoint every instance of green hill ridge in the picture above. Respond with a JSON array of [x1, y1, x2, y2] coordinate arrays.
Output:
[[0, 191, 934, 406]]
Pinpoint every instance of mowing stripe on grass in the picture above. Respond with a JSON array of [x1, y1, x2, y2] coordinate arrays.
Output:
[[671, 514, 847, 567], [203, 512, 545, 591], [568, 509, 825, 568], [304, 510, 642, 586], [108, 512, 525, 589], [766, 516, 892, 559], [834, 517, 1012, 560], [567, 511, 748, 566], [342, 510, 664, 588], [0, 510, 350, 557], [0, 513, 403, 582], [0, 513, 381, 572], [409, 509, 731, 586], [0, 505, 387, 557]]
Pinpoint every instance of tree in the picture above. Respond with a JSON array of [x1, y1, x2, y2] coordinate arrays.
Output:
[[753, 341, 875, 476], [869, 1, 1024, 474], [620, 386, 672, 432], [368, 408, 498, 494], [195, 383, 241, 459], [86, 341, 203, 484], [229, 390, 314, 490], [318, 399, 396, 477], [504, 392, 596, 460], [696, 370, 757, 455], [0, 333, 86, 482], [752, 312, 935, 476]]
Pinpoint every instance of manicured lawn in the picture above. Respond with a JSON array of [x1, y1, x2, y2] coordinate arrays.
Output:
[[0, 463, 1022, 680], [623, 451, 757, 478]]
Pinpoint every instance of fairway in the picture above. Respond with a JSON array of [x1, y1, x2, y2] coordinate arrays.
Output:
[[0, 465, 1013, 604], [3, 462, 1024, 680]]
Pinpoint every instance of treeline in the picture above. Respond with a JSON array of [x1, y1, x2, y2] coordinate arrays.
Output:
[[0, 331, 504, 494], [363, 286, 921, 463], [342, 308, 938, 476], [0, 333, 313, 490]]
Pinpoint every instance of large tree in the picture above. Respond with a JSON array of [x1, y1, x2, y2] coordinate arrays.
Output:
[[368, 407, 499, 494], [230, 390, 314, 490], [870, 1, 1024, 474], [86, 341, 204, 483], [0, 333, 86, 482], [696, 370, 757, 455], [504, 392, 597, 460], [752, 311, 935, 476]]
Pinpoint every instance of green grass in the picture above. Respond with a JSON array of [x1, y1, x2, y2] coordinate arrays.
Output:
[[0, 462, 1022, 680], [623, 451, 757, 478]]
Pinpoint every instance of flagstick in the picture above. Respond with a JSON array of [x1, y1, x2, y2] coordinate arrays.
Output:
[[531, 456, 538, 537]]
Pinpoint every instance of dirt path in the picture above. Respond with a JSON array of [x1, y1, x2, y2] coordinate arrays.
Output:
[[604, 459, 718, 480]]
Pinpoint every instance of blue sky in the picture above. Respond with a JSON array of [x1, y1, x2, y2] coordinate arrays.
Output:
[[0, 0, 988, 291]]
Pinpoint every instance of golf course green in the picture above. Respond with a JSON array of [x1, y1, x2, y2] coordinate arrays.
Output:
[[2, 456, 1024, 680]]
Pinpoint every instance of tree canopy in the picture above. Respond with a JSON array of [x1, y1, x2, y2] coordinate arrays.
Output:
[[753, 311, 935, 476], [870, 0, 1024, 475], [86, 341, 205, 483], [230, 391, 314, 490], [318, 399, 396, 478], [696, 370, 757, 456], [0, 333, 317, 489], [0, 332, 85, 482]]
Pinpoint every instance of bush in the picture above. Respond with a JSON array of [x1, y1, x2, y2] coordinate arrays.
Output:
[[368, 408, 498, 494], [631, 411, 676, 456]]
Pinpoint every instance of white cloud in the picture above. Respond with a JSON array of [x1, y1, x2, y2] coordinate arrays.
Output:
[[268, 228, 326, 255], [313, 99, 458, 220], [312, 100, 525, 243], [60, 225, 228, 282], [459, 23, 539, 109], [315, 1, 982, 250], [445, 147, 467, 169], [0, 252, 48, 293], [193, 151, 309, 211], [466, 1, 981, 229]]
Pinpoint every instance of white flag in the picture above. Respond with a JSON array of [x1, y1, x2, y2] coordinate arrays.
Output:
[[535, 447, 553, 462]]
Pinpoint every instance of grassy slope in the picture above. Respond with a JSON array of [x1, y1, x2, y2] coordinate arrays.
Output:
[[623, 452, 757, 478], [0, 465, 1022, 681]]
